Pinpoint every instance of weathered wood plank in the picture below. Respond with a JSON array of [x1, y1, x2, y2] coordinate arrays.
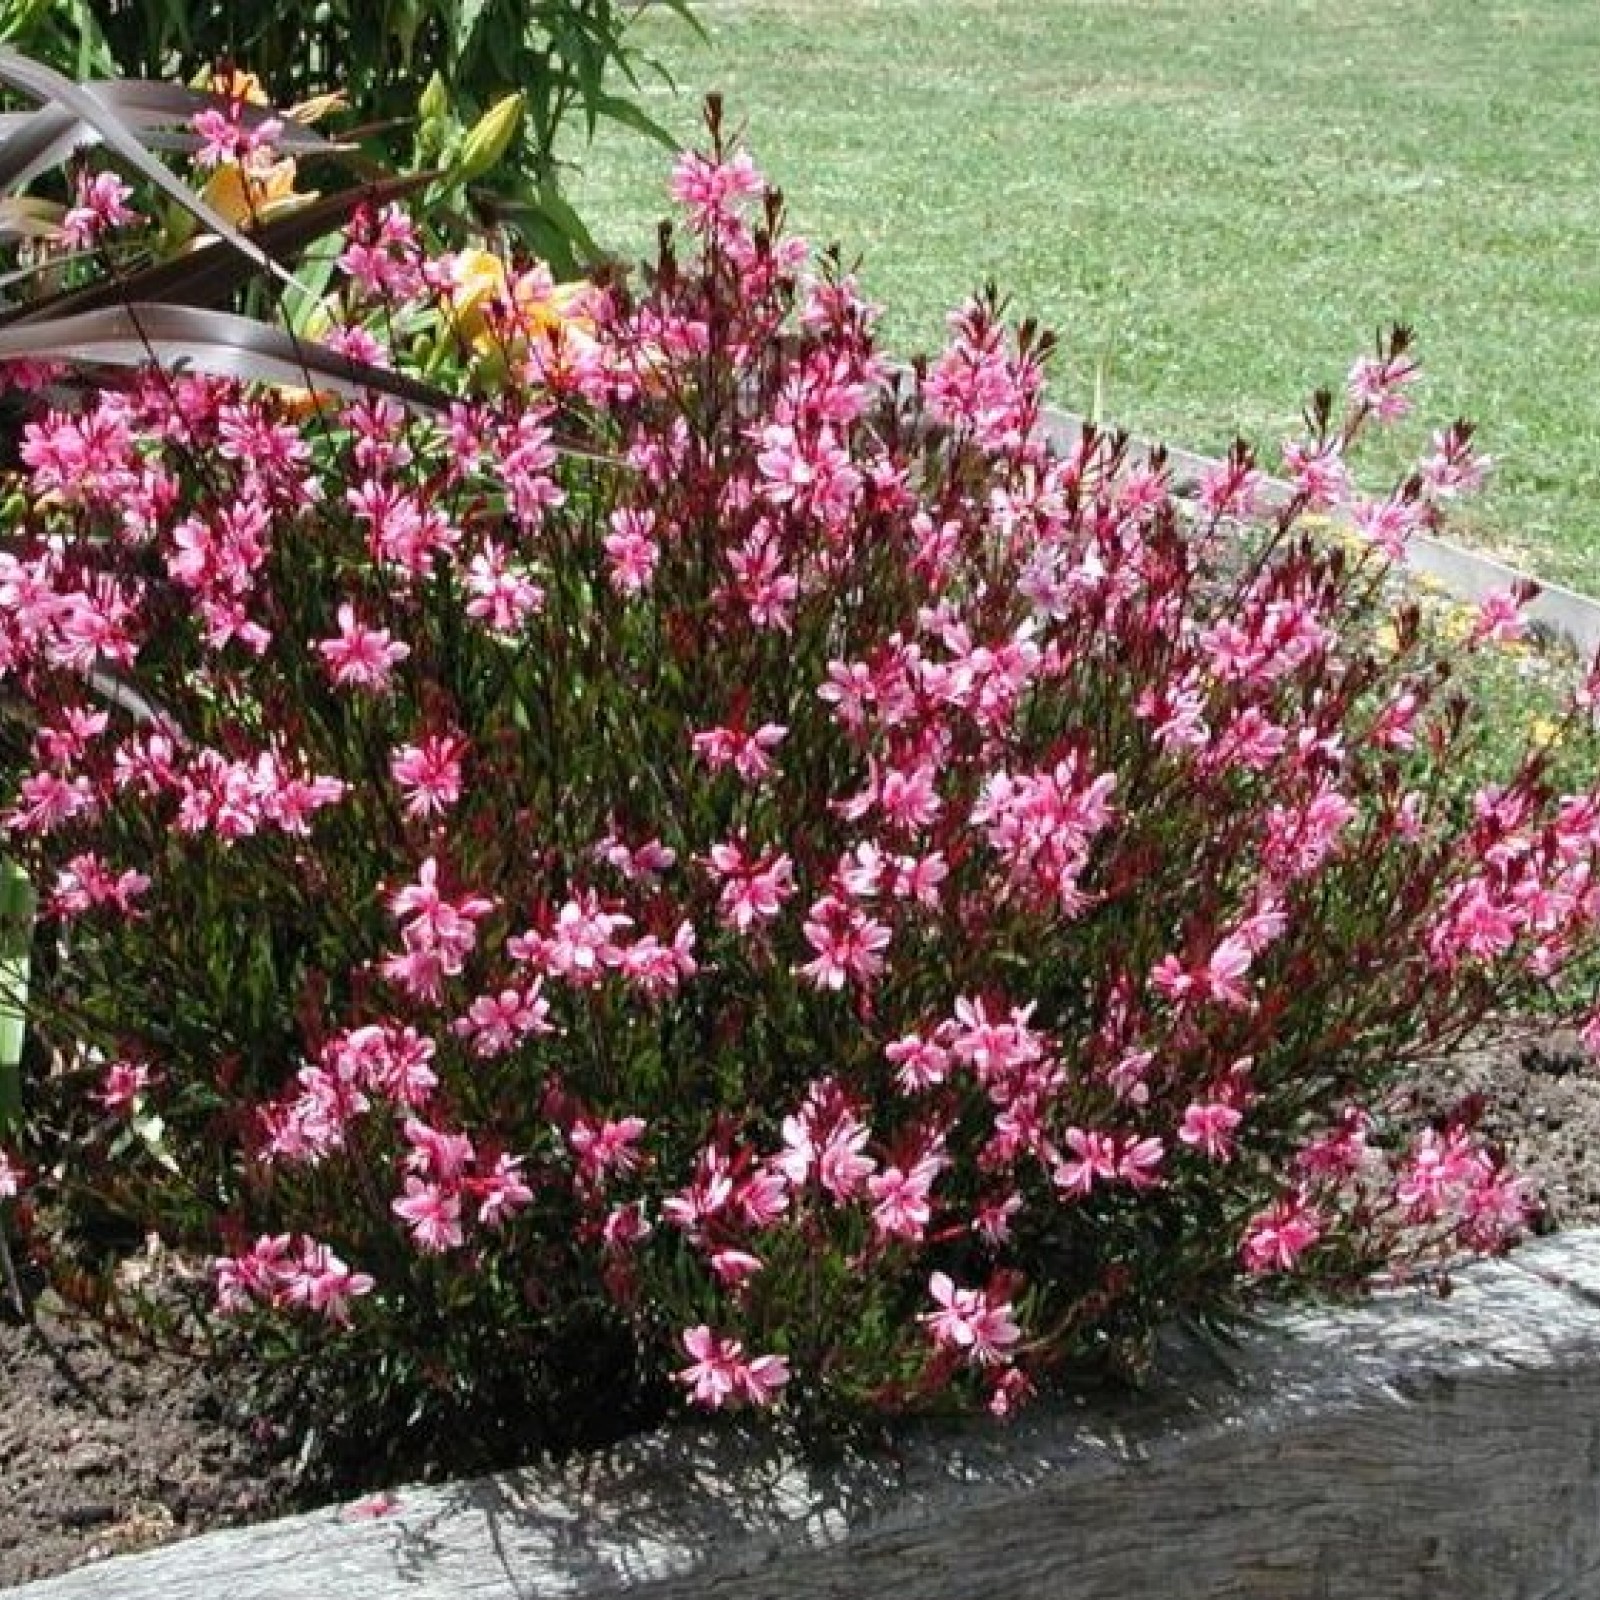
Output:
[[13, 1236, 1600, 1600]]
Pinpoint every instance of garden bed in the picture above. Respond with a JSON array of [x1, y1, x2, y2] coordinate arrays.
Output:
[[4, 1022, 1596, 1593]]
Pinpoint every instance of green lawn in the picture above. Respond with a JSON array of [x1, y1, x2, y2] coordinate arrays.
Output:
[[570, 0, 1600, 595]]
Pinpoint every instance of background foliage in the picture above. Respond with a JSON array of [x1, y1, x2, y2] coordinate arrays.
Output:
[[0, 0, 700, 265]]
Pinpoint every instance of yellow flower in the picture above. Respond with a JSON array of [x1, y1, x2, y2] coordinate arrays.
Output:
[[512, 276, 599, 356], [205, 67, 269, 104], [447, 248, 511, 347], [446, 251, 601, 376], [1439, 602, 1477, 645], [200, 154, 311, 228], [1531, 716, 1564, 748], [200, 64, 345, 126]]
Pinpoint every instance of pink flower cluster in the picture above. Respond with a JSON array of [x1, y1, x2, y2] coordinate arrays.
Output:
[[1, 130, 1590, 1439]]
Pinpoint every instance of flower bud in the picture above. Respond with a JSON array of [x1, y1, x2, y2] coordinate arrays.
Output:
[[418, 71, 451, 127], [455, 92, 524, 183]]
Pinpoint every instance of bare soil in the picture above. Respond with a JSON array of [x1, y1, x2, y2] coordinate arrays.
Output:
[[2, 1025, 1597, 1591]]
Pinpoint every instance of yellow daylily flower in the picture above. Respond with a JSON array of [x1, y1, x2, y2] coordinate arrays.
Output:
[[205, 67, 269, 105], [199, 155, 314, 228], [445, 251, 601, 378], [447, 247, 511, 347], [200, 64, 345, 125]]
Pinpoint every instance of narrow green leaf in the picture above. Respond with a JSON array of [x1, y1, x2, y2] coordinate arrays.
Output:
[[0, 859, 34, 1133], [591, 90, 677, 152]]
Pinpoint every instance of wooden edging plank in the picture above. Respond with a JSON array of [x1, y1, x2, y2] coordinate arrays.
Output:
[[12, 1230, 1600, 1599]]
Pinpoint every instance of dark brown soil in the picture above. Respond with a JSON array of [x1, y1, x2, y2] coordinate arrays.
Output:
[[2, 1025, 1597, 1591], [1415, 1027, 1600, 1227], [0, 1297, 298, 1590]]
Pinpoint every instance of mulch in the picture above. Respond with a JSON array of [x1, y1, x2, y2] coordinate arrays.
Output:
[[2, 1024, 1597, 1590]]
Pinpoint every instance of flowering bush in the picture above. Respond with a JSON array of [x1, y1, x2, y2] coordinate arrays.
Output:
[[2, 105, 1598, 1468]]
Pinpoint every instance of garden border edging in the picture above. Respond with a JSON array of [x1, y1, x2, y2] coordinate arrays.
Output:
[[10, 1228, 1600, 1599]]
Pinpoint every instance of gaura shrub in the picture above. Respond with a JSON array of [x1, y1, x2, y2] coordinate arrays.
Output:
[[2, 108, 1600, 1466]]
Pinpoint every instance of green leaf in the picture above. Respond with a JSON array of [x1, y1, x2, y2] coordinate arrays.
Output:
[[131, 1109, 181, 1176], [452, 0, 494, 63], [504, 180, 601, 263], [590, 89, 678, 152], [0, 859, 34, 1134]]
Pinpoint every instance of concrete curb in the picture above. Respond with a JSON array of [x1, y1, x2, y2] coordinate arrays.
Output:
[[12, 1230, 1600, 1599]]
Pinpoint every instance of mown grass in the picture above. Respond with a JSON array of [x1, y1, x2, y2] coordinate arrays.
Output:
[[572, 0, 1600, 595]]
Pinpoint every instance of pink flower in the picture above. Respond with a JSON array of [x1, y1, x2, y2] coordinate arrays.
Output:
[[1151, 934, 1254, 1011], [1117, 1134, 1166, 1190], [675, 1325, 790, 1409], [49, 853, 150, 919], [401, 1118, 476, 1184], [338, 203, 423, 302], [604, 507, 660, 595], [1419, 423, 1491, 500], [1347, 351, 1419, 423], [1458, 1165, 1531, 1251], [95, 1058, 152, 1114], [61, 170, 139, 250], [755, 423, 861, 524], [1241, 1191, 1322, 1275], [465, 541, 545, 632], [318, 603, 410, 692], [191, 104, 282, 167], [0, 1150, 22, 1199], [798, 895, 891, 990], [669, 150, 765, 229], [391, 1177, 464, 1252], [707, 839, 796, 933], [5, 771, 96, 835], [921, 1272, 1021, 1366], [1281, 438, 1350, 510], [452, 984, 554, 1058], [1470, 588, 1531, 648], [1179, 1101, 1243, 1162], [509, 891, 632, 985], [1349, 494, 1420, 562], [283, 1241, 375, 1327], [569, 1116, 648, 1185], [391, 733, 468, 819], [1196, 448, 1264, 520], [1394, 1126, 1487, 1221], [778, 1088, 876, 1201], [601, 1201, 652, 1253], [735, 1166, 790, 1228], [214, 1234, 372, 1327], [868, 1153, 942, 1242], [886, 1032, 952, 1093], [691, 723, 787, 785], [474, 1153, 533, 1228], [708, 1248, 765, 1288], [1053, 1127, 1118, 1198], [383, 858, 494, 1001]]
